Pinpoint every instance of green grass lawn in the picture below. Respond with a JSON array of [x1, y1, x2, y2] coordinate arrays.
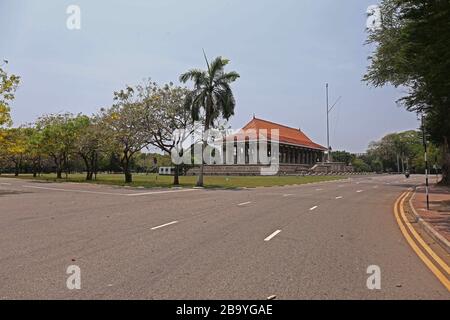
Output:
[[0, 173, 346, 189]]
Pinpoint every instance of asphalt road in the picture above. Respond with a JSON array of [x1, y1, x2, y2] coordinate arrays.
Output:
[[0, 175, 448, 299]]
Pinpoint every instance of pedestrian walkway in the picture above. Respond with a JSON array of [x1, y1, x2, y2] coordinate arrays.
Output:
[[412, 184, 450, 243]]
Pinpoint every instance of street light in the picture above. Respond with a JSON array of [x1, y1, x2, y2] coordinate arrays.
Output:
[[421, 113, 430, 210], [325, 83, 341, 162]]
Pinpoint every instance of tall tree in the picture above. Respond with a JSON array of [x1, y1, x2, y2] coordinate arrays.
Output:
[[364, 0, 450, 184], [142, 81, 196, 185], [0, 61, 20, 142], [180, 54, 240, 187], [1, 127, 27, 176], [367, 130, 439, 173], [100, 86, 149, 183], [23, 126, 44, 177], [73, 115, 108, 181], [36, 113, 81, 179]]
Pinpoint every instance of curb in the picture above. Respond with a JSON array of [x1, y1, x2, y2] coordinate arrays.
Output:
[[407, 188, 450, 255]]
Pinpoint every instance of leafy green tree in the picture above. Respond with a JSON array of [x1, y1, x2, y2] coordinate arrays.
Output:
[[0, 61, 20, 142], [141, 81, 195, 185], [352, 158, 371, 173], [367, 130, 439, 173], [331, 150, 354, 165], [370, 159, 384, 173], [1, 127, 27, 176], [73, 115, 109, 181], [23, 126, 44, 177], [100, 86, 149, 183], [364, 0, 450, 184], [36, 113, 82, 179], [180, 54, 240, 187]]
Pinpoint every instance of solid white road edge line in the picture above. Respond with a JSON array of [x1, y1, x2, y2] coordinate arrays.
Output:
[[22, 185, 197, 197], [22, 185, 124, 196], [127, 189, 197, 196]]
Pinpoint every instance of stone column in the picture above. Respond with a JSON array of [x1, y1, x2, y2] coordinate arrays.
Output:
[[245, 142, 249, 164]]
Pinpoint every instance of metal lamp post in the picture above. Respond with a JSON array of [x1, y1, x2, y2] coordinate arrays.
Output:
[[422, 114, 430, 210], [325, 83, 341, 163]]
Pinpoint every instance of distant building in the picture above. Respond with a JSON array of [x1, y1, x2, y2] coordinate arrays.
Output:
[[187, 117, 328, 176], [159, 167, 175, 176], [226, 117, 327, 165]]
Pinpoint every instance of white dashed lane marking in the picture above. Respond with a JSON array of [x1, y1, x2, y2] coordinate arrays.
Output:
[[335, 196, 343, 199], [264, 230, 282, 242], [237, 201, 252, 206], [309, 206, 318, 211], [151, 221, 178, 230]]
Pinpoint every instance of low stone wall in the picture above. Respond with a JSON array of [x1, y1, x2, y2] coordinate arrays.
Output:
[[186, 164, 314, 176], [310, 162, 354, 174], [185, 163, 356, 176]]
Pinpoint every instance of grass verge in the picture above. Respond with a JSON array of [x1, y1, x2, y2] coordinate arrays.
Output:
[[0, 173, 346, 189]]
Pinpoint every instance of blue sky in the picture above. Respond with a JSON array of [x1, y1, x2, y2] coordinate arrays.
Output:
[[1, 0, 419, 152]]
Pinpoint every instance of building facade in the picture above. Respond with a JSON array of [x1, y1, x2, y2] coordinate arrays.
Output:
[[224, 117, 327, 166], [187, 117, 328, 176]]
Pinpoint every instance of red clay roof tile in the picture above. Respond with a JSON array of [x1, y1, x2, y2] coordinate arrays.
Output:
[[234, 117, 326, 151]]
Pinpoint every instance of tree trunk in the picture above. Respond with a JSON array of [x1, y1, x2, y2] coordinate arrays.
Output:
[[196, 154, 204, 187], [173, 165, 180, 185], [33, 163, 37, 178], [122, 158, 132, 183], [124, 170, 132, 183], [81, 155, 92, 181], [53, 155, 63, 179], [401, 155, 405, 173], [440, 137, 450, 185], [14, 162, 19, 177], [92, 152, 98, 180], [64, 155, 69, 179], [197, 105, 212, 187]]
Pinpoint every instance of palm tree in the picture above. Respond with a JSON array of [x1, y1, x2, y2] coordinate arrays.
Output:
[[180, 54, 240, 187]]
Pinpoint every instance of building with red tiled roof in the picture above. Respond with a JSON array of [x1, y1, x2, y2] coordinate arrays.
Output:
[[241, 117, 327, 151], [224, 116, 327, 166]]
